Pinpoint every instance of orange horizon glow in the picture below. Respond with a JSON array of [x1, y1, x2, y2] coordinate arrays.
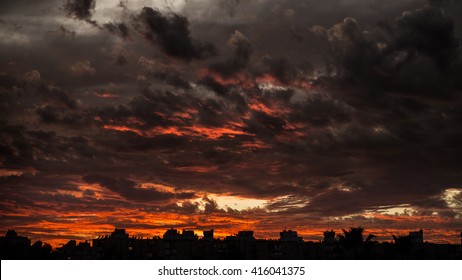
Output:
[[2, 172, 461, 249], [2, 202, 461, 248], [4, 223, 460, 249]]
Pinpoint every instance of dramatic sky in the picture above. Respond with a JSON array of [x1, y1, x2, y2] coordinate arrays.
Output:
[[1, 0, 462, 246]]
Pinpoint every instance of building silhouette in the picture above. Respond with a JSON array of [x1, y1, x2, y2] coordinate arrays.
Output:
[[323, 230, 337, 245], [408, 229, 424, 244], [276, 230, 305, 259], [0, 230, 30, 259], [92, 228, 130, 259], [1, 227, 461, 260]]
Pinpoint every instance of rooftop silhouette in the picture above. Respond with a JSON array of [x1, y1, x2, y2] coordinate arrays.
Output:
[[1, 227, 461, 260]]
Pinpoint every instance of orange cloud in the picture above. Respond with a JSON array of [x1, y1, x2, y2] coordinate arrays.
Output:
[[103, 123, 253, 139], [3, 203, 461, 248], [175, 166, 218, 173], [241, 139, 272, 150], [94, 92, 119, 98], [198, 68, 313, 91]]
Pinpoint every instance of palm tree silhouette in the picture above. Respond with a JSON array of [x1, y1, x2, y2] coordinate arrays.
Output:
[[337, 227, 375, 259]]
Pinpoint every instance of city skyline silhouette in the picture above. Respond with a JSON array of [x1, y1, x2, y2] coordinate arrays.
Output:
[[1, 227, 461, 260]]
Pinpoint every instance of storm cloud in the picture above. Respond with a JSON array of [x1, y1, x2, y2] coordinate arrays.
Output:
[[64, 0, 96, 22], [1, 0, 461, 245], [137, 7, 216, 60]]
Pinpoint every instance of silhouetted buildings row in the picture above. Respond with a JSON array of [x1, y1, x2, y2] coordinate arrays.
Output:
[[1, 228, 461, 260], [320, 228, 461, 260], [89, 228, 306, 259], [0, 230, 52, 259]]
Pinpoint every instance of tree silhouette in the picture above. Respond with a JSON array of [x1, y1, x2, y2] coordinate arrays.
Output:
[[365, 233, 376, 243], [338, 227, 364, 259]]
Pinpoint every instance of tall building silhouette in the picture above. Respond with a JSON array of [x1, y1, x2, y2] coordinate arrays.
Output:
[[0, 230, 31, 259], [408, 229, 424, 244]]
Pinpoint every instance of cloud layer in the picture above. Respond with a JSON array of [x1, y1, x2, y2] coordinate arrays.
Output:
[[1, 0, 461, 246]]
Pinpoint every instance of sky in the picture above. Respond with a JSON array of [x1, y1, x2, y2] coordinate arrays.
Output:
[[1, 0, 462, 247]]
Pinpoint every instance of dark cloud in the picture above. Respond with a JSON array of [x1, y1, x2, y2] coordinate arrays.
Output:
[[82, 174, 195, 202], [428, 0, 452, 7], [258, 56, 311, 84], [37, 84, 79, 109], [162, 201, 200, 214], [210, 31, 252, 77], [103, 22, 130, 39], [198, 76, 231, 96], [387, 6, 459, 72], [313, 6, 461, 84], [64, 0, 131, 39], [137, 7, 216, 60], [202, 196, 222, 214], [59, 25, 76, 37], [151, 71, 191, 89], [115, 54, 128, 66], [289, 96, 351, 127], [64, 0, 96, 22]]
